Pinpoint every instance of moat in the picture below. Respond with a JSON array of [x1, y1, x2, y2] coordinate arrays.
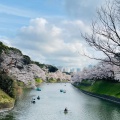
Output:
[[0, 83, 120, 120]]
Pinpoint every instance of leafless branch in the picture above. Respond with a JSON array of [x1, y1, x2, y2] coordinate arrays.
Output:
[[82, 0, 120, 66]]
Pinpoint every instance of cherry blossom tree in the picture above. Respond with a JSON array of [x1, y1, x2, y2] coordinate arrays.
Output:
[[47, 70, 71, 82], [72, 60, 120, 83]]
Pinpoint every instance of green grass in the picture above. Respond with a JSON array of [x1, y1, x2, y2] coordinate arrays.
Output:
[[77, 80, 120, 98], [0, 89, 15, 109], [47, 79, 68, 83], [0, 89, 14, 103], [61, 80, 69, 83], [81, 79, 92, 84], [35, 78, 43, 84], [16, 81, 25, 87], [47, 79, 57, 83]]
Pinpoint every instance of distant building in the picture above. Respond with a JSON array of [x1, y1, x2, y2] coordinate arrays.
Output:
[[88, 65, 93, 69], [70, 68, 76, 73], [77, 68, 81, 72], [63, 68, 66, 72], [57, 66, 81, 73], [57, 66, 63, 72]]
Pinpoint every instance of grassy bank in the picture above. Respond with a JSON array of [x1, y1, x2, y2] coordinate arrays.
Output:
[[35, 78, 43, 85], [0, 78, 24, 111], [75, 80, 120, 98], [0, 89, 15, 109], [47, 79, 57, 83]]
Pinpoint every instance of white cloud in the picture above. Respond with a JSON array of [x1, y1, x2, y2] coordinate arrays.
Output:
[[64, 0, 105, 19], [0, 0, 109, 69], [0, 36, 12, 47], [5, 17, 99, 68]]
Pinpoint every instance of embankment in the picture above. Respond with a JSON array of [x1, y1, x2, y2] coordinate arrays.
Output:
[[0, 89, 15, 112], [73, 80, 120, 104]]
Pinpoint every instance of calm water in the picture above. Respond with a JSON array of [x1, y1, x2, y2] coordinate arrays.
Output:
[[0, 83, 120, 120]]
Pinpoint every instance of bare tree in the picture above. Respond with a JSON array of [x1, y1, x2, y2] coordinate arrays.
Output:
[[82, 0, 120, 66]]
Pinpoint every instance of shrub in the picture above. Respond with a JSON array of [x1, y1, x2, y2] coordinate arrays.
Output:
[[22, 55, 31, 65], [0, 42, 9, 54], [47, 65, 58, 72], [33, 61, 45, 68], [0, 73, 16, 98], [35, 78, 43, 84], [9, 47, 22, 55]]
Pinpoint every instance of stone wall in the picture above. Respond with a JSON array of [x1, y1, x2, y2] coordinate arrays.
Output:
[[81, 90, 120, 104]]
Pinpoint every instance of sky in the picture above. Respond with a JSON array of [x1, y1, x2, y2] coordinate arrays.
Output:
[[0, 0, 105, 69]]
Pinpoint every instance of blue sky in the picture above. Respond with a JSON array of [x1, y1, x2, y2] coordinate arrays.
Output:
[[0, 0, 105, 68]]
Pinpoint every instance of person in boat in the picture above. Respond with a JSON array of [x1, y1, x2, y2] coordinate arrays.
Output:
[[31, 100, 35, 103], [37, 96, 40, 100], [31, 98, 36, 103], [64, 107, 68, 112]]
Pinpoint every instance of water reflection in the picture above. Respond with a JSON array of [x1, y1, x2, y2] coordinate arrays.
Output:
[[0, 113, 15, 120], [0, 83, 120, 120]]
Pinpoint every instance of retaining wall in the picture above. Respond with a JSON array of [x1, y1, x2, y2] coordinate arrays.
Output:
[[81, 89, 120, 104]]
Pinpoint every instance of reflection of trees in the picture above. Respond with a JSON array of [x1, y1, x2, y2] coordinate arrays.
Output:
[[84, 98, 120, 120], [96, 101, 120, 120], [0, 113, 14, 120]]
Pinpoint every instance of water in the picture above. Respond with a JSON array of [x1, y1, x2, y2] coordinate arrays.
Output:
[[0, 83, 120, 120]]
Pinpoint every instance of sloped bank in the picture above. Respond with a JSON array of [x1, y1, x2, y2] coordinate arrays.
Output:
[[72, 80, 120, 104], [0, 89, 15, 112], [80, 89, 120, 104], [0, 73, 23, 112]]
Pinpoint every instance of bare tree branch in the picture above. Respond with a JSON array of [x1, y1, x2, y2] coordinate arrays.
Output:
[[82, 0, 120, 66]]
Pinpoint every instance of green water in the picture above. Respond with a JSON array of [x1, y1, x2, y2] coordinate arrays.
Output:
[[0, 83, 120, 120]]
